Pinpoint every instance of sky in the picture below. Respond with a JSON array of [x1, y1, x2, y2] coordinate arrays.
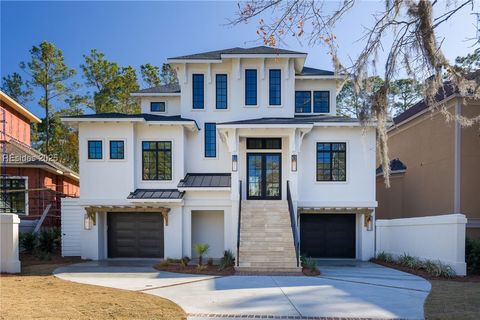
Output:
[[1, 0, 478, 118]]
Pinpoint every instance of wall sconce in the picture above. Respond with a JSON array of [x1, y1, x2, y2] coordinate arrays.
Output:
[[84, 213, 93, 230], [291, 154, 297, 172], [364, 214, 373, 231], [232, 154, 238, 172]]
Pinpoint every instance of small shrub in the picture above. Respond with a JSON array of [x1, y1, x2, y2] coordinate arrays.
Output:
[[166, 258, 181, 263], [398, 253, 423, 269], [376, 251, 394, 263], [207, 257, 214, 267], [194, 243, 210, 266], [466, 238, 480, 275], [220, 250, 235, 269], [38, 229, 57, 253], [37, 250, 52, 261], [158, 260, 170, 267], [20, 232, 37, 254], [180, 256, 190, 268], [423, 260, 455, 278], [302, 257, 318, 272], [197, 264, 207, 271]]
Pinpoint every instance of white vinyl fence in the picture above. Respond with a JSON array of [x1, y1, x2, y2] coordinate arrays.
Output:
[[376, 214, 467, 276], [61, 198, 83, 257]]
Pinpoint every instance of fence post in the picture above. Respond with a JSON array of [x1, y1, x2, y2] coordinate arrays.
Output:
[[0, 213, 21, 273]]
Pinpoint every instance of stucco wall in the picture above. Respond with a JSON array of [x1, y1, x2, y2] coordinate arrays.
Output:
[[191, 210, 225, 259], [139, 96, 181, 116]]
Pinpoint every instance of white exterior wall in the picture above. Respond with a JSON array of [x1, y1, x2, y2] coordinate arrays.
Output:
[[61, 198, 83, 257], [376, 214, 467, 275], [295, 79, 337, 116], [140, 96, 181, 115]]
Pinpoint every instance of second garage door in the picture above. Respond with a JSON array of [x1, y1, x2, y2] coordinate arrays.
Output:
[[300, 214, 356, 258], [107, 212, 164, 258]]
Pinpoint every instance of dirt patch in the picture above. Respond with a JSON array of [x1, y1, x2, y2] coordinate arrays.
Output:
[[302, 268, 321, 276], [154, 262, 235, 276], [371, 259, 480, 282]]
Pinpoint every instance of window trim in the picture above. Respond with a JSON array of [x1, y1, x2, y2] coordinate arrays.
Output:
[[141, 140, 173, 181], [313, 91, 330, 113], [87, 139, 103, 160], [269, 69, 281, 106], [109, 140, 126, 160], [192, 73, 205, 110], [204, 123, 217, 158], [294, 90, 331, 114], [246, 138, 282, 150], [150, 101, 166, 113], [315, 142, 347, 182], [295, 91, 312, 113], [215, 74, 228, 110], [0, 176, 28, 215], [244, 69, 258, 106]]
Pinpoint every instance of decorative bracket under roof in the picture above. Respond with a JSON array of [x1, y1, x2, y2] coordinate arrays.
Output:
[[84, 206, 171, 226]]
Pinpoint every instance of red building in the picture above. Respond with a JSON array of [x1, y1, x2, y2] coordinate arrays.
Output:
[[1, 91, 79, 226]]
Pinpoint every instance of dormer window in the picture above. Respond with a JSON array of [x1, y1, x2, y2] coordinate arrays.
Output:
[[150, 102, 166, 112]]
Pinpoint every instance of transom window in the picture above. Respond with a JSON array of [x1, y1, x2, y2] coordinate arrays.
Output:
[[316, 143, 346, 181], [245, 69, 257, 105], [192, 74, 204, 109], [0, 178, 26, 214], [216, 74, 227, 109], [204, 123, 217, 158], [109, 140, 125, 159], [142, 141, 172, 180], [313, 91, 330, 113], [295, 91, 311, 113], [247, 138, 282, 150], [269, 69, 281, 105], [88, 140, 102, 159], [150, 102, 166, 112]]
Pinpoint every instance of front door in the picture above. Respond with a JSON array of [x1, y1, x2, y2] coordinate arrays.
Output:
[[247, 153, 281, 200]]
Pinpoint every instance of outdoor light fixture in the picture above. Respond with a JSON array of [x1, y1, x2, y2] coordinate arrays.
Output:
[[84, 213, 93, 230], [291, 154, 298, 172], [365, 214, 373, 231], [232, 154, 238, 172]]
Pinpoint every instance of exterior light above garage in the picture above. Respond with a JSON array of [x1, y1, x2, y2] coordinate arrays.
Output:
[[84, 213, 93, 230]]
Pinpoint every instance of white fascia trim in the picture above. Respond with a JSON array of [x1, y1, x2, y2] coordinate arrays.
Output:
[[298, 200, 378, 208], [217, 123, 313, 129], [312, 122, 365, 127], [221, 53, 307, 59], [61, 118, 144, 123], [178, 187, 231, 192], [130, 93, 181, 97], [128, 199, 184, 203], [167, 59, 222, 64], [295, 75, 345, 80]]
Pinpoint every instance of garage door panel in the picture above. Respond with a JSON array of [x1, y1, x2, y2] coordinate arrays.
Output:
[[300, 214, 356, 258], [108, 212, 164, 258]]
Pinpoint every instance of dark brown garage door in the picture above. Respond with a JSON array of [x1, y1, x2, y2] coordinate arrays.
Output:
[[300, 214, 356, 258], [108, 212, 164, 258]]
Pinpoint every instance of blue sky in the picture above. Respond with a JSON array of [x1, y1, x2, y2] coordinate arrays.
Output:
[[1, 1, 477, 118]]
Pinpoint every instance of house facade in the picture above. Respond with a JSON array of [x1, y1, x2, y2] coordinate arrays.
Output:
[[376, 90, 480, 240], [1, 91, 79, 227], [62, 47, 376, 271]]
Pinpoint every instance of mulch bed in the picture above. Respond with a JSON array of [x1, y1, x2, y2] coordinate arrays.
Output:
[[20, 252, 83, 268], [154, 262, 236, 276], [371, 259, 480, 282], [302, 268, 321, 276]]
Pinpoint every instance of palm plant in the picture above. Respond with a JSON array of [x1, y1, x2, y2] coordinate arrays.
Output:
[[194, 243, 210, 266]]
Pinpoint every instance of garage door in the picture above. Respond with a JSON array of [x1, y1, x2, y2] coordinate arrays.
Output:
[[107, 212, 164, 258], [300, 214, 356, 258]]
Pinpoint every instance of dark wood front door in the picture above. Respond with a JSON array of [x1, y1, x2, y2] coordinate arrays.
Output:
[[247, 153, 281, 200]]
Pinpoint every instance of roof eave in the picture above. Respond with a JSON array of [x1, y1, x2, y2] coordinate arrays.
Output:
[[168, 59, 223, 64], [295, 75, 345, 80], [177, 187, 231, 192], [130, 92, 181, 97], [0, 91, 42, 123], [217, 123, 314, 129]]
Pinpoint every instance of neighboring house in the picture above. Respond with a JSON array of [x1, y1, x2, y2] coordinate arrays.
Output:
[[0, 91, 79, 227], [62, 46, 376, 271], [376, 85, 480, 239]]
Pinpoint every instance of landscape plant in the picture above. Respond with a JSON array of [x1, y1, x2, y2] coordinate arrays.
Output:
[[219, 250, 235, 269], [466, 238, 480, 275], [193, 243, 210, 266], [19, 232, 37, 254], [38, 228, 59, 253]]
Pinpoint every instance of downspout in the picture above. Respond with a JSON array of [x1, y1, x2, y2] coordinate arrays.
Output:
[[454, 99, 462, 214]]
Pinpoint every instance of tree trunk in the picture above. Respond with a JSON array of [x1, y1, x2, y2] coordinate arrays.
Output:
[[44, 89, 49, 155]]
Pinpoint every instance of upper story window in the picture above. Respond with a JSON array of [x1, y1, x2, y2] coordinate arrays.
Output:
[[316, 142, 346, 182], [216, 74, 227, 109], [269, 69, 281, 105], [313, 91, 330, 113], [142, 141, 172, 180], [295, 91, 311, 113], [204, 123, 217, 158], [151, 102, 166, 112], [245, 69, 257, 105], [109, 140, 125, 160], [0, 178, 26, 214], [88, 140, 103, 159], [192, 74, 204, 109]]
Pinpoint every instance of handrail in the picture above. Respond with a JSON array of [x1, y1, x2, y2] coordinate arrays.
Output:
[[286, 180, 300, 267], [236, 180, 242, 266]]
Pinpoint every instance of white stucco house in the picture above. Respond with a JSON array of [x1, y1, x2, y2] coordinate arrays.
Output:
[[61, 46, 377, 271]]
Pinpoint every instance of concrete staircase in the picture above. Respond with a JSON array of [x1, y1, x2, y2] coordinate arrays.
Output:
[[236, 200, 300, 272]]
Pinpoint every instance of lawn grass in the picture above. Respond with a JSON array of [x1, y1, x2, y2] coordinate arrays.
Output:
[[0, 263, 186, 320], [425, 280, 480, 320]]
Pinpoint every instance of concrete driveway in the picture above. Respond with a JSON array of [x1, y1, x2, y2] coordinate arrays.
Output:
[[54, 260, 431, 320]]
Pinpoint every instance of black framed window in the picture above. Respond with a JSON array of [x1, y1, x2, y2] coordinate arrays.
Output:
[[109, 140, 125, 159], [192, 74, 204, 109], [0, 178, 26, 214], [245, 69, 257, 105], [142, 141, 172, 180], [216, 74, 227, 109], [313, 91, 330, 113], [269, 69, 281, 105], [316, 143, 346, 181], [295, 91, 311, 113], [88, 140, 102, 159], [204, 123, 217, 157], [246, 138, 282, 150], [150, 102, 166, 112]]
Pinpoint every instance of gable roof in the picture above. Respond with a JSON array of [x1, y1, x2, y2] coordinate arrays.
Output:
[[297, 66, 335, 76], [169, 46, 306, 60], [131, 83, 181, 95], [0, 91, 41, 123], [376, 158, 407, 175]]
